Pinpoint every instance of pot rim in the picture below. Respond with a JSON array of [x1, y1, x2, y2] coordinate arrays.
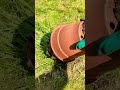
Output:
[[57, 25, 69, 58], [50, 25, 66, 60]]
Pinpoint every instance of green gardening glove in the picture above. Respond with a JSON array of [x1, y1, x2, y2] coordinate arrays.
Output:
[[76, 39, 85, 49], [98, 30, 120, 55]]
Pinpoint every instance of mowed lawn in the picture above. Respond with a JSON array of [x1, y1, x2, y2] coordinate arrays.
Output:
[[0, 0, 34, 89], [35, 0, 85, 90]]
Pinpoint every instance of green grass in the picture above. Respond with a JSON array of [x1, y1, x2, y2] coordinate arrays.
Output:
[[35, 0, 85, 90], [0, 0, 34, 89]]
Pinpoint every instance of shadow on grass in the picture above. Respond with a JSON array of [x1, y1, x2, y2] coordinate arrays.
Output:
[[36, 33, 68, 90], [12, 16, 35, 75]]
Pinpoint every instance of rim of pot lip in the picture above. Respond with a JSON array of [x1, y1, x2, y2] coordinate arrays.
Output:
[[57, 22, 84, 60], [57, 25, 69, 58], [50, 24, 67, 60], [105, 0, 118, 34]]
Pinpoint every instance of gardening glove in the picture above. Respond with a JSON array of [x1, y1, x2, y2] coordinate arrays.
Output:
[[98, 30, 120, 55], [76, 39, 85, 49]]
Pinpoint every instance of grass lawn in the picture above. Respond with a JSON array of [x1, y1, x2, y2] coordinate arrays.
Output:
[[35, 0, 85, 90], [35, 0, 120, 90], [0, 0, 120, 90], [0, 0, 35, 89], [86, 67, 120, 90]]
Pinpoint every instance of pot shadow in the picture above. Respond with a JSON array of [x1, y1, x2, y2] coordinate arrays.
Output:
[[85, 35, 120, 84], [37, 32, 68, 90], [38, 61, 67, 90], [63, 49, 85, 62], [12, 16, 35, 75]]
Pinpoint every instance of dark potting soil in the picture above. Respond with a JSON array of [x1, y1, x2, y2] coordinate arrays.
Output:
[[46, 41, 58, 60]]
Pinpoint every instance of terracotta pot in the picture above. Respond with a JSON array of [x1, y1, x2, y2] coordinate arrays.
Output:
[[50, 21, 85, 62], [86, 0, 119, 84]]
